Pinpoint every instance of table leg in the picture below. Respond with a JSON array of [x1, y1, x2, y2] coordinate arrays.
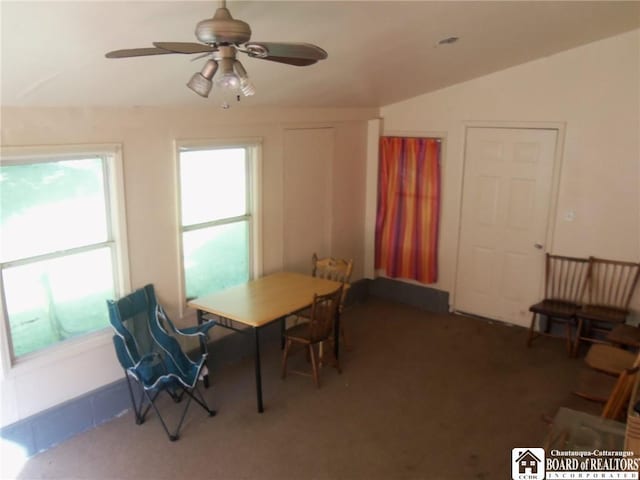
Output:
[[197, 309, 210, 389], [254, 327, 264, 413]]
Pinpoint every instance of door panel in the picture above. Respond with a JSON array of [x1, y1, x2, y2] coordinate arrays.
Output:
[[455, 127, 557, 326]]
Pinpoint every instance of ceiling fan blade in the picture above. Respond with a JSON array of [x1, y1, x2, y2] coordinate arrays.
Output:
[[254, 55, 319, 67], [153, 42, 216, 54], [105, 47, 176, 59], [245, 42, 328, 61]]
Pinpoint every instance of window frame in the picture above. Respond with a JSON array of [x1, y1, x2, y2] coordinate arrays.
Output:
[[175, 138, 262, 315], [0, 144, 131, 372]]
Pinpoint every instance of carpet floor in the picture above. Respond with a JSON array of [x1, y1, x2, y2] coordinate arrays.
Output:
[[9, 298, 598, 479]]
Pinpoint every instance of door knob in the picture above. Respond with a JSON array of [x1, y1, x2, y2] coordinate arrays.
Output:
[[534, 243, 544, 250]]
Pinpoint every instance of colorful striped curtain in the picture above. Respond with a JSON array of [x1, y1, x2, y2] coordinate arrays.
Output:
[[375, 137, 441, 284]]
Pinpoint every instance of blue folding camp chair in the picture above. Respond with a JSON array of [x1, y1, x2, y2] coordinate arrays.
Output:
[[107, 284, 216, 441]]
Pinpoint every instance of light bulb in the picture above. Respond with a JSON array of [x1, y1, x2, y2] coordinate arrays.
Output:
[[215, 72, 241, 90], [215, 58, 240, 90], [233, 60, 256, 97]]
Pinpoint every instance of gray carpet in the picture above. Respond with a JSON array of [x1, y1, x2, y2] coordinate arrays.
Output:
[[10, 298, 595, 479]]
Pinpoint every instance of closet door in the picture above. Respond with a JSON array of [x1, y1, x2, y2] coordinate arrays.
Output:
[[283, 127, 334, 273]]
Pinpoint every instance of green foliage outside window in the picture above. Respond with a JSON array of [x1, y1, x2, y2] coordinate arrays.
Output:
[[1, 158, 115, 357]]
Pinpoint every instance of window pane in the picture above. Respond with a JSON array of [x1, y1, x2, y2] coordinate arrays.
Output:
[[179, 148, 247, 226], [0, 158, 108, 262], [183, 222, 249, 299], [2, 247, 115, 357]]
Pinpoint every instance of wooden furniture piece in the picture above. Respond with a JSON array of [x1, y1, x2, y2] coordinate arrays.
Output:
[[527, 253, 590, 354], [281, 286, 343, 387], [573, 347, 640, 421], [584, 343, 637, 376], [607, 324, 640, 349], [297, 253, 354, 349], [574, 257, 640, 355], [188, 272, 344, 413]]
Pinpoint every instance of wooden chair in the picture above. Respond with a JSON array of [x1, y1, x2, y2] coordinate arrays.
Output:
[[573, 257, 640, 356], [584, 343, 637, 376], [281, 286, 343, 387], [607, 324, 640, 350], [294, 253, 354, 348], [572, 352, 640, 420], [527, 253, 590, 354]]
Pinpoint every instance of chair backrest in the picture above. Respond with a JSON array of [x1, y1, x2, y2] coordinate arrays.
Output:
[[586, 257, 640, 310], [312, 253, 353, 283], [544, 254, 590, 305], [108, 284, 202, 388], [107, 284, 159, 370], [311, 253, 353, 308], [307, 286, 343, 343]]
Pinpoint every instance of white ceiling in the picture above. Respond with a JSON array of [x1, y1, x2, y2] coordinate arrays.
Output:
[[2, 1, 639, 109]]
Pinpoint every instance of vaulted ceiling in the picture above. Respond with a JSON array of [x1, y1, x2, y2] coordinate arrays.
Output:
[[2, 1, 639, 109]]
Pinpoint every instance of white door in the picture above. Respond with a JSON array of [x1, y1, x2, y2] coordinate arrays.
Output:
[[283, 127, 334, 273], [455, 127, 558, 327]]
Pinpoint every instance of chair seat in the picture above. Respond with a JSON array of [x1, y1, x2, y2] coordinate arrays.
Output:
[[529, 299, 577, 318], [573, 367, 619, 403], [607, 324, 640, 348], [577, 305, 628, 324], [584, 344, 636, 375], [284, 323, 315, 343]]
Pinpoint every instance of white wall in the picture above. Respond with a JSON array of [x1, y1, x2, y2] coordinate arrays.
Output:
[[380, 29, 640, 314], [0, 106, 376, 426]]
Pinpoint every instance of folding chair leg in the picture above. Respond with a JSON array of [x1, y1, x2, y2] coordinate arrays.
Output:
[[125, 374, 154, 425], [184, 386, 216, 417], [144, 388, 192, 442]]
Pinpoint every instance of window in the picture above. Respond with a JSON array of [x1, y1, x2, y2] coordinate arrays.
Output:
[[0, 146, 128, 360], [177, 142, 260, 300]]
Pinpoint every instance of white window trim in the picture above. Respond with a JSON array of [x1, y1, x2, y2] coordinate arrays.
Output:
[[0, 144, 131, 377], [174, 138, 262, 318]]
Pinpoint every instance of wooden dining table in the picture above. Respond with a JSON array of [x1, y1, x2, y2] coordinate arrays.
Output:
[[187, 272, 344, 413]]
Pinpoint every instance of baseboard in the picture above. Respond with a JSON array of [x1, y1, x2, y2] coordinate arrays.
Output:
[[368, 277, 449, 313], [0, 378, 131, 457]]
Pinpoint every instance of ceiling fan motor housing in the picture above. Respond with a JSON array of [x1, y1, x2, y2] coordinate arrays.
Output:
[[196, 7, 252, 45]]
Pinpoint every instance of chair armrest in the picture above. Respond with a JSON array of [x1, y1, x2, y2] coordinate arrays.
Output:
[[177, 320, 216, 337]]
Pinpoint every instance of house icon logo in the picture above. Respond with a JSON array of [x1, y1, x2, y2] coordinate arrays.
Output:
[[512, 448, 545, 480]]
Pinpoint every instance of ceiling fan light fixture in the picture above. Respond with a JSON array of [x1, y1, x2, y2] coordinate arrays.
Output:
[[187, 59, 219, 97], [214, 57, 241, 90], [233, 60, 256, 97]]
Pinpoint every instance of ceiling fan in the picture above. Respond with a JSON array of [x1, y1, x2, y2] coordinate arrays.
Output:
[[105, 0, 327, 103]]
